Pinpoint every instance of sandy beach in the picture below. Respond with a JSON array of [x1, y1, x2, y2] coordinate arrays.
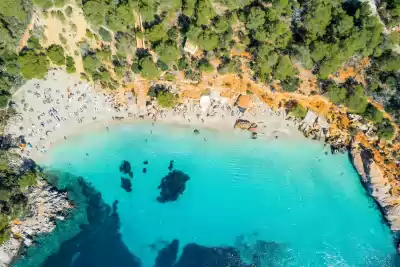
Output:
[[5, 70, 305, 162]]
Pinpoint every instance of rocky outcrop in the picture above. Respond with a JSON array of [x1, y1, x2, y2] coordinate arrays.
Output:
[[0, 180, 71, 267], [351, 141, 400, 231], [234, 119, 257, 130], [157, 170, 190, 203]]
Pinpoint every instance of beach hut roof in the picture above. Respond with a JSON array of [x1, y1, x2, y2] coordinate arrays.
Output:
[[303, 110, 318, 125], [236, 95, 252, 109], [200, 95, 211, 111]]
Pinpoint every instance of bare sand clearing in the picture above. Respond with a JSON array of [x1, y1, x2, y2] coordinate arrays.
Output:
[[5, 70, 304, 162]]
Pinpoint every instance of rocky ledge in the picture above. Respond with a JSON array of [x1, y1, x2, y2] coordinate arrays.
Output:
[[0, 179, 71, 267], [350, 140, 400, 231]]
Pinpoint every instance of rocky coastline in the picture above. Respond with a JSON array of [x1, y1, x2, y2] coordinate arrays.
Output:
[[0, 166, 71, 267], [0, 70, 399, 265]]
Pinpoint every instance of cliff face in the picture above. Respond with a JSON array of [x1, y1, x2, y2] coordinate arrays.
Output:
[[351, 140, 400, 231]]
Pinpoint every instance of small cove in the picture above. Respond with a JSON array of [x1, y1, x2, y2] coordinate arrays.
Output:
[[14, 122, 398, 266]]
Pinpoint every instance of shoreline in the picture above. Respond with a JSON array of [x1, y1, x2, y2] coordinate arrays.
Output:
[[1, 70, 399, 265], [5, 70, 307, 163]]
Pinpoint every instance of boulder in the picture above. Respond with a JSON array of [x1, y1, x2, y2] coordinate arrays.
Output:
[[234, 119, 252, 130]]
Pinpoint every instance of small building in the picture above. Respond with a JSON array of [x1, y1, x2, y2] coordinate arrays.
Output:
[[200, 95, 211, 112], [317, 116, 329, 129], [235, 94, 252, 112], [302, 110, 318, 126], [184, 40, 198, 55]]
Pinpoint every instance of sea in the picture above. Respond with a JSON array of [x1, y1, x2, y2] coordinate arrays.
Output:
[[13, 122, 399, 267]]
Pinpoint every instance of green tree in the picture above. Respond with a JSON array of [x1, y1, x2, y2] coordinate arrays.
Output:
[[146, 24, 167, 42], [345, 85, 368, 113], [107, 3, 135, 32], [363, 104, 383, 123], [376, 118, 395, 140], [18, 50, 49, 79], [183, 0, 196, 16], [34, 0, 53, 9], [157, 91, 177, 108], [196, 0, 215, 26], [274, 55, 295, 81], [246, 7, 265, 30], [287, 101, 307, 118], [83, 54, 102, 75], [325, 83, 347, 104], [0, 0, 28, 21], [300, 0, 334, 41], [18, 172, 37, 192], [197, 29, 219, 51], [66, 56, 76, 73], [197, 59, 214, 72], [376, 52, 400, 72], [213, 16, 229, 33], [155, 41, 179, 64], [99, 27, 112, 42], [139, 57, 159, 79], [178, 57, 189, 70], [83, 0, 108, 26], [47, 44, 65, 66]]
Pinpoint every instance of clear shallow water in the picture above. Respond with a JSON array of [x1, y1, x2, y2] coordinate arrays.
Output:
[[16, 122, 398, 266]]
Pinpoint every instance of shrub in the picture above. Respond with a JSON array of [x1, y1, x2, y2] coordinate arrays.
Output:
[[18, 172, 37, 192], [281, 77, 300, 92], [286, 101, 307, 119], [363, 104, 383, 123], [139, 57, 160, 79], [184, 69, 201, 81], [0, 229, 11, 245], [376, 119, 395, 140], [178, 57, 189, 70], [157, 91, 177, 108], [47, 44, 65, 65], [59, 34, 67, 45], [0, 214, 9, 231], [66, 56, 76, 73], [86, 29, 94, 39], [157, 60, 168, 71], [18, 50, 49, 79], [0, 190, 11, 202], [65, 6, 73, 17], [99, 27, 112, 42]]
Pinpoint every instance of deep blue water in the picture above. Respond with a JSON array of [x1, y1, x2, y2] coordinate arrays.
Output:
[[14, 122, 399, 266]]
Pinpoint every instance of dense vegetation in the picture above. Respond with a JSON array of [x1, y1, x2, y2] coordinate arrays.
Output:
[[0, 149, 38, 244], [0, 0, 399, 126]]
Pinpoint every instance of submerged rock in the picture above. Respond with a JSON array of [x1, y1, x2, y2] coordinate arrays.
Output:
[[174, 243, 251, 267], [121, 177, 132, 192], [157, 170, 190, 203], [154, 240, 251, 267], [168, 160, 174, 171], [120, 160, 133, 178]]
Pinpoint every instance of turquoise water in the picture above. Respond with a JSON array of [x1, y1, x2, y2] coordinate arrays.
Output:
[[16, 122, 398, 266]]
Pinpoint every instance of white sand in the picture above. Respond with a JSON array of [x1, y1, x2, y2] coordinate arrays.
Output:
[[5, 70, 304, 162]]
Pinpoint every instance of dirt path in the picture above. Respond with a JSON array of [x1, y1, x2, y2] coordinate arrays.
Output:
[[18, 11, 38, 52]]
